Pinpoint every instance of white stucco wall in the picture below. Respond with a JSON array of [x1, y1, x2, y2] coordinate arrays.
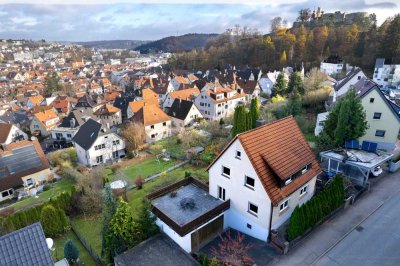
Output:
[[271, 176, 316, 230], [209, 139, 271, 242], [145, 120, 171, 143]]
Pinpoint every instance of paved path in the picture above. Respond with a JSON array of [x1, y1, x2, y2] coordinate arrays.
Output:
[[272, 171, 400, 266], [315, 193, 400, 266]]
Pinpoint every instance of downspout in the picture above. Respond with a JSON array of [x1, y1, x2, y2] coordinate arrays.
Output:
[[268, 202, 273, 241]]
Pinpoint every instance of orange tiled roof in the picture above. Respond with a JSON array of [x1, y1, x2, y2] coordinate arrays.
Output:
[[208, 116, 322, 206], [174, 76, 190, 84], [169, 88, 200, 101], [133, 104, 170, 126], [28, 95, 44, 106], [33, 109, 60, 129], [141, 88, 159, 103], [94, 104, 120, 115]]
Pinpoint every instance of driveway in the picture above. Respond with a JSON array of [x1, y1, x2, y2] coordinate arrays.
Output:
[[315, 193, 400, 265], [200, 228, 280, 266], [272, 169, 400, 266]]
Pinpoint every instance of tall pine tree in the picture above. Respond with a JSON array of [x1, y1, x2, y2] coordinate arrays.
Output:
[[250, 98, 260, 129]]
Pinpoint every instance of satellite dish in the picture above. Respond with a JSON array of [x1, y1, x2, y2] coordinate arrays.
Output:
[[46, 238, 54, 250]]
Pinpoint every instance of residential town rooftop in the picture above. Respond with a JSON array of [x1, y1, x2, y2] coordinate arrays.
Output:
[[0, 223, 53, 266]]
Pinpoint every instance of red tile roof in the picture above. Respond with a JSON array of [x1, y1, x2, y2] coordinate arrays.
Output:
[[208, 116, 322, 205]]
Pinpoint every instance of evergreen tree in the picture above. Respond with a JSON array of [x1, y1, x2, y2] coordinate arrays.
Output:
[[287, 72, 305, 95], [64, 239, 79, 263], [40, 205, 64, 238], [250, 98, 260, 129], [105, 199, 141, 261], [318, 89, 367, 148], [272, 73, 287, 97], [231, 105, 248, 137], [101, 185, 118, 260], [57, 208, 70, 234], [44, 72, 62, 97], [135, 201, 159, 240]]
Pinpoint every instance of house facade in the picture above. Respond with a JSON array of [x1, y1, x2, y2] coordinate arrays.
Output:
[[356, 79, 400, 150], [194, 87, 246, 121], [208, 117, 321, 241], [167, 99, 203, 128], [72, 119, 126, 167], [132, 104, 172, 143], [29, 109, 60, 137], [373, 58, 400, 89], [0, 140, 51, 202], [0, 123, 28, 145]]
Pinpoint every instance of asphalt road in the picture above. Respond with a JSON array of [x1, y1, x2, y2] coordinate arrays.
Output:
[[315, 193, 400, 266]]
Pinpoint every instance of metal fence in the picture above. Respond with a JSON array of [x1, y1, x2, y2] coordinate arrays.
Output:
[[70, 222, 104, 265]]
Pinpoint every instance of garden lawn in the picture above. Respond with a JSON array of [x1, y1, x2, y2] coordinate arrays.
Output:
[[151, 136, 185, 158], [127, 164, 208, 217], [71, 214, 103, 257], [52, 230, 96, 266], [122, 157, 179, 184], [12, 178, 75, 211]]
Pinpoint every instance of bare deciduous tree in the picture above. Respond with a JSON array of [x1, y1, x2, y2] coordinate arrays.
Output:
[[121, 122, 145, 157], [211, 230, 254, 266]]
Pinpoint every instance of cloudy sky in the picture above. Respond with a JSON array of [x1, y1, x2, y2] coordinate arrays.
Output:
[[0, 0, 398, 41]]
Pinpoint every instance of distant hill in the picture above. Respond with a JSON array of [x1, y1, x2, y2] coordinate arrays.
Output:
[[75, 40, 149, 50], [135, 33, 219, 53]]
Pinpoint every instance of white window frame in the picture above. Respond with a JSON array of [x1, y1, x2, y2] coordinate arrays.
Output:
[[218, 186, 226, 201], [279, 199, 289, 212], [300, 185, 308, 196], [244, 175, 255, 189], [235, 150, 241, 159], [222, 166, 230, 178], [248, 202, 258, 216]]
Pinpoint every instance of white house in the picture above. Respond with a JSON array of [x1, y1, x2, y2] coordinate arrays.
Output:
[[72, 119, 125, 167], [132, 104, 172, 143], [30, 109, 60, 137], [208, 116, 321, 241], [0, 123, 28, 145], [194, 86, 246, 121], [334, 67, 366, 99], [148, 117, 322, 253], [372, 58, 400, 89], [259, 71, 279, 97], [167, 98, 203, 128], [320, 55, 350, 76]]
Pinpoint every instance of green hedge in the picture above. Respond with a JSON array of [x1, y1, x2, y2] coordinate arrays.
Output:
[[0, 190, 73, 236], [287, 175, 345, 241]]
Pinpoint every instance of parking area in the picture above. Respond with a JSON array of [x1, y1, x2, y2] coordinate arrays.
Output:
[[200, 228, 280, 266]]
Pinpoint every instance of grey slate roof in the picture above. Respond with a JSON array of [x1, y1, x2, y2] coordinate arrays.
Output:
[[167, 99, 194, 121], [334, 67, 362, 91], [114, 234, 199, 266], [0, 223, 53, 266], [72, 118, 102, 150]]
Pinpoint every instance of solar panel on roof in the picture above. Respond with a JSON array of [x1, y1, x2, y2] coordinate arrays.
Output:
[[368, 142, 378, 153], [361, 141, 378, 153], [0, 145, 42, 176], [361, 141, 370, 151], [345, 139, 359, 149]]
